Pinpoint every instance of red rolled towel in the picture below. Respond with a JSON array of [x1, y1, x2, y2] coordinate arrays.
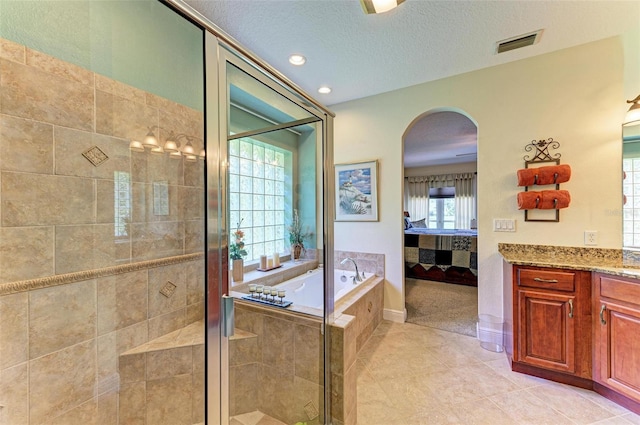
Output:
[[517, 191, 541, 210], [517, 168, 538, 186], [537, 164, 571, 185], [538, 190, 571, 209]]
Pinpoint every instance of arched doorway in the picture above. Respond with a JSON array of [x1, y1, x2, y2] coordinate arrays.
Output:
[[402, 109, 479, 336]]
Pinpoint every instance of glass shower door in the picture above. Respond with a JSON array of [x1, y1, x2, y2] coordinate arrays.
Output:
[[208, 45, 331, 425]]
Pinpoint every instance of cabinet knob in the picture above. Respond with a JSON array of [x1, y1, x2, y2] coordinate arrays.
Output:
[[533, 277, 559, 283], [600, 304, 607, 325]]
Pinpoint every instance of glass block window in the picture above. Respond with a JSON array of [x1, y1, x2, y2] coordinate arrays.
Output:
[[229, 137, 291, 262], [114, 171, 131, 237], [623, 157, 640, 248]]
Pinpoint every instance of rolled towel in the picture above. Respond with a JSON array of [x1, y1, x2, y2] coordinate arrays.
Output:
[[517, 191, 541, 210], [517, 168, 539, 186], [538, 190, 571, 209], [537, 164, 571, 185]]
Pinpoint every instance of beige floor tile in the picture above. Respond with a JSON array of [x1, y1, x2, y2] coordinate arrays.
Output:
[[622, 412, 640, 424], [448, 397, 520, 425], [590, 416, 635, 424], [489, 389, 574, 424]]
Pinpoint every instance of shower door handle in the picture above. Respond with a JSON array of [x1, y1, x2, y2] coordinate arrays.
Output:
[[222, 295, 235, 337]]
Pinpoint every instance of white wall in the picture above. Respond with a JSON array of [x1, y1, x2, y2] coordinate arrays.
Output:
[[333, 36, 631, 320]]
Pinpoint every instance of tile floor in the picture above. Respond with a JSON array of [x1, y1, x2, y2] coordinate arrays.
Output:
[[230, 320, 640, 425], [357, 320, 640, 425]]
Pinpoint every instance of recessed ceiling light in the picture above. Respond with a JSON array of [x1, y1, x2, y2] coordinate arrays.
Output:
[[288, 54, 306, 66], [318, 86, 331, 94]]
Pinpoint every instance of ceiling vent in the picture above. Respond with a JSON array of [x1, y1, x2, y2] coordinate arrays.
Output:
[[496, 30, 543, 54]]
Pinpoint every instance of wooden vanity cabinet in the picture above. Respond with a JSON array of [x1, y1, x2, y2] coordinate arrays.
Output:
[[593, 273, 640, 409], [512, 265, 592, 386]]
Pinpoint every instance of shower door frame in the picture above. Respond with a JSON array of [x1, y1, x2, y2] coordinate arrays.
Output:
[[161, 1, 337, 422]]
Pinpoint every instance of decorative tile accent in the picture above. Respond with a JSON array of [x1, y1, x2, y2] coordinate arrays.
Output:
[[82, 146, 109, 167], [160, 281, 177, 298]]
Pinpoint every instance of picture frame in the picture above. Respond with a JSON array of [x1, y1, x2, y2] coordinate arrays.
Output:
[[335, 160, 378, 221]]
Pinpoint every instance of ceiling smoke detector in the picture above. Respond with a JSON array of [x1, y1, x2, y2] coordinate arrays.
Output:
[[496, 30, 543, 54]]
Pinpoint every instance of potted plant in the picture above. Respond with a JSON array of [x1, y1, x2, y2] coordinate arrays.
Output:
[[288, 209, 311, 261], [230, 219, 247, 281]]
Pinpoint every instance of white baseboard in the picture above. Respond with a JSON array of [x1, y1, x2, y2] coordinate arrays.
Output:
[[383, 308, 406, 323]]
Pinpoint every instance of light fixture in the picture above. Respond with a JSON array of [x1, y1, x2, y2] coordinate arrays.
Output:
[[360, 0, 405, 14], [142, 128, 160, 149], [624, 94, 640, 127], [289, 54, 306, 66], [318, 86, 332, 94], [129, 140, 145, 152], [130, 126, 205, 160]]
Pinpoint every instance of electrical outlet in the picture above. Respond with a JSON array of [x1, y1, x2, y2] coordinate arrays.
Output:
[[584, 230, 598, 246]]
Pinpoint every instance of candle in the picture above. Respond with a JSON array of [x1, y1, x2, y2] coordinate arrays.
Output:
[[267, 258, 274, 268], [260, 255, 267, 269], [273, 252, 280, 267]]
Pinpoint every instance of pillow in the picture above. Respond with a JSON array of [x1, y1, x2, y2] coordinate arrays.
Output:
[[404, 217, 413, 229], [411, 218, 427, 228]]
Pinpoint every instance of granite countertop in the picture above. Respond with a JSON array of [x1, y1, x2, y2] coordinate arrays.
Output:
[[498, 243, 640, 279]]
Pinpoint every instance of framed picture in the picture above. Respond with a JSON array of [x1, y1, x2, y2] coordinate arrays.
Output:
[[335, 160, 378, 221]]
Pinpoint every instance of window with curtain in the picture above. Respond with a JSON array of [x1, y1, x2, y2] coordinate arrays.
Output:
[[405, 173, 476, 229]]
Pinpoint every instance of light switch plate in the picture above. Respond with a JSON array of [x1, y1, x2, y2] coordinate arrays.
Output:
[[493, 219, 516, 232]]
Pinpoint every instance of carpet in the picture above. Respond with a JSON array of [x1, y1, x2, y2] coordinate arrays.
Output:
[[405, 278, 478, 337]]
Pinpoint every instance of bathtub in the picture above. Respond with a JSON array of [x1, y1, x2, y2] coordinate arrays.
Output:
[[244, 268, 372, 310]]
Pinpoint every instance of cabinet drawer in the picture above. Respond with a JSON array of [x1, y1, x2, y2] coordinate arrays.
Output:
[[599, 275, 640, 305], [517, 268, 575, 292]]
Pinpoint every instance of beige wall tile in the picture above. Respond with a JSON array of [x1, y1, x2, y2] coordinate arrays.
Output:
[[97, 390, 118, 425], [1, 171, 94, 226], [0, 226, 54, 283], [292, 376, 323, 425], [29, 280, 96, 359], [26, 49, 93, 86], [0, 38, 25, 63], [118, 381, 146, 425], [146, 374, 192, 425], [230, 363, 259, 416], [186, 301, 205, 324], [119, 353, 146, 384], [184, 160, 204, 188], [192, 351, 205, 424], [230, 333, 260, 367], [95, 179, 116, 224], [131, 221, 184, 262], [131, 182, 180, 223], [97, 332, 117, 391], [48, 399, 98, 425], [0, 362, 28, 425], [0, 58, 93, 131], [116, 321, 148, 355], [146, 346, 192, 381], [95, 74, 145, 105], [262, 315, 294, 374], [97, 270, 148, 335], [95, 90, 157, 142], [0, 114, 53, 174], [0, 293, 28, 369], [29, 339, 96, 424], [131, 148, 184, 186], [148, 263, 187, 319], [185, 220, 204, 255], [180, 185, 203, 220], [294, 323, 323, 383], [186, 259, 204, 306], [55, 224, 130, 274], [148, 308, 186, 340], [54, 126, 131, 180]]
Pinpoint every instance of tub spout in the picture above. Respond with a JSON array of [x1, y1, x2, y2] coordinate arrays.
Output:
[[340, 257, 363, 283]]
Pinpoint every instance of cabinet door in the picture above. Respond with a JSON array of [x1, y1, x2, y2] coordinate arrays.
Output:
[[595, 300, 640, 402], [516, 289, 575, 373]]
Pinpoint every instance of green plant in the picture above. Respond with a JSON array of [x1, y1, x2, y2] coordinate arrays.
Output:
[[229, 219, 247, 260], [288, 209, 312, 246]]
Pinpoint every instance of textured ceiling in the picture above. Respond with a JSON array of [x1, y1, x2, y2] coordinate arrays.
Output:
[[185, 0, 639, 167]]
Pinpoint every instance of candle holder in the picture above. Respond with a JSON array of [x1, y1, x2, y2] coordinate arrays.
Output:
[[248, 284, 257, 298], [278, 289, 286, 304]]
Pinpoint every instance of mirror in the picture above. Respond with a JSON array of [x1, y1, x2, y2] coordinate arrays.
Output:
[[623, 124, 640, 248]]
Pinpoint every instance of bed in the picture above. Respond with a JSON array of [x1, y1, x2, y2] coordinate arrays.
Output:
[[404, 228, 478, 286]]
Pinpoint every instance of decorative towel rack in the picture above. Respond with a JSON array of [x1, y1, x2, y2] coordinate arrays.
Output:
[[518, 138, 570, 222]]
